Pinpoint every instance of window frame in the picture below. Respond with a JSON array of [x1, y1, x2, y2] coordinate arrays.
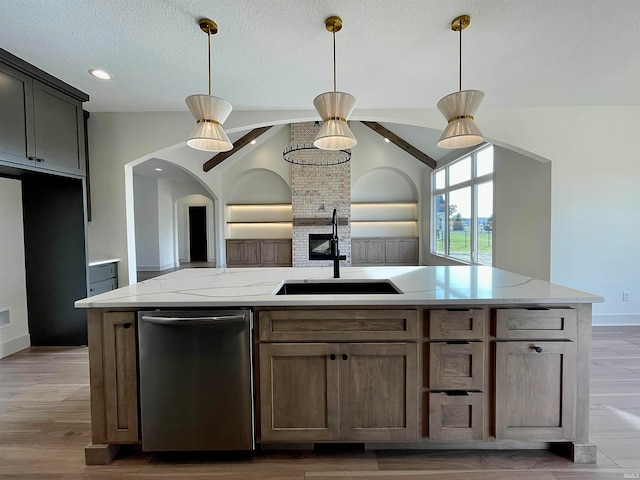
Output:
[[431, 145, 494, 265]]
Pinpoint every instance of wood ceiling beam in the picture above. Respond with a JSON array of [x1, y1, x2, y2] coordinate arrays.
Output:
[[203, 126, 273, 172], [361, 121, 437, 169]]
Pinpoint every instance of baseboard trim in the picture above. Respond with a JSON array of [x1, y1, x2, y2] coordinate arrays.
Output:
[[0, 333, 31, 359], [592, 313, 640, 326]]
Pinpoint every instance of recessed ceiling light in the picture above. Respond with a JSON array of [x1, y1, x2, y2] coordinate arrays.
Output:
[[250, 140, 257, 145], [384, 138, 390, 143], [89, 69, 112, 80], [155, 168, 163, 172]]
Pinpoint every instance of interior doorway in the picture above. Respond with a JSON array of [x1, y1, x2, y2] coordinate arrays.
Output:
[[188, 206, 207, 261]]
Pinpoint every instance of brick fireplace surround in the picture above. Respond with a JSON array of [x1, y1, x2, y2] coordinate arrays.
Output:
[[290, 122, 351, 268]]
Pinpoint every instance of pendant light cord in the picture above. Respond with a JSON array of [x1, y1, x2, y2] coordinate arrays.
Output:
[[332, 21, 337, 92], [207, 25, 212, 96], [458, 24, 462, 92]]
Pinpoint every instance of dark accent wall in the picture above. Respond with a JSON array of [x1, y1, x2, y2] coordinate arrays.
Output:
[[22, 172, 88, 345]]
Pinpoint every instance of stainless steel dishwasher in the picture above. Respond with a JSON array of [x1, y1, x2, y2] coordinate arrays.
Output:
[[138, 309, 254, 451]]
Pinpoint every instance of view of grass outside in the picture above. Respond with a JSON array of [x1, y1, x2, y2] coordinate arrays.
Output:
[[432, 145, 494, 265], [435, 229, 493, 264]]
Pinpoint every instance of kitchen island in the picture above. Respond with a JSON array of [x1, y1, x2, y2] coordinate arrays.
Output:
[[75, 266, 603, 465]]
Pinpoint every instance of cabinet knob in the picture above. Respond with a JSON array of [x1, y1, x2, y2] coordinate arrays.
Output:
[[123, 323, 132, 329], [533, 346, 543, 353], [329, 354, 336, 361], [342, 354, 349, 361], [36, 157, 45, 162], [28, 156, 35, 161]]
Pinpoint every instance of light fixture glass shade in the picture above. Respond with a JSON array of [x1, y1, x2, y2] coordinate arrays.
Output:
[[436, 89, 485, 149], [313, 92, 357, 150], [185, 94, 233, 152]]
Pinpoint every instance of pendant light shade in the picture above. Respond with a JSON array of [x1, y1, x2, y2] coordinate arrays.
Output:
[[185, 18, 233, 152], [436, 89, 485, 149], [313, 91, 357, 150], [313, 16, 357, 151], [437, 15, 485, 149], [186, 94, 233, 151]]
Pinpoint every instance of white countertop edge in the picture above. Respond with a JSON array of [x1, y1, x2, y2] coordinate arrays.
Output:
[[88, 259, 121, 267], [75, 266, 604, 309]]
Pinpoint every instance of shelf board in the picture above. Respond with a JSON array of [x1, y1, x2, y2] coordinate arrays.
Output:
[[351, 220, 417, 223], [227, 221, 292, 225], [227, 203, 292, 207], [351, 202, 417, 205]]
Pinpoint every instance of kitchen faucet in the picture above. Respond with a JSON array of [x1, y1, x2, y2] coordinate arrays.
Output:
[[331, 209, 346, 278]]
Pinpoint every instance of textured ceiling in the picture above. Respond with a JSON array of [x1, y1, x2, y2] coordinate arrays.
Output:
[[2, 0, 639, 114]]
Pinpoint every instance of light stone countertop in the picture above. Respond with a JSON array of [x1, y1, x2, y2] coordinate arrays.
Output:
[[88, 259, 121, 267], [74, 266, 603, 309]]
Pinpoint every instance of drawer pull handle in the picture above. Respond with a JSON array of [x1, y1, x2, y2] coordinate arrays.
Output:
[[533, 346, 543, 353], [329, 354, 336, 361], [342, 354, 349, 361]]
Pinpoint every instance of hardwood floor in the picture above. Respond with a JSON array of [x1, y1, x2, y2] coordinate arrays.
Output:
[[1, 327, 639, 479]]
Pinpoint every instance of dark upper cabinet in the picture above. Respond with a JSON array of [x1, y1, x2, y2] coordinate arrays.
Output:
[[0, 62, 34, 165], [32, 82, 85, 175], [0, 50, 87, 176]]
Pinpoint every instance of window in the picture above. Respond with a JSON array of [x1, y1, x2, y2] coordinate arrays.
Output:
[[432, 145, 493, 265]]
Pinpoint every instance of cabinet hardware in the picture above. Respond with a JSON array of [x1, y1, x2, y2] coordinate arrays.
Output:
[[123, 323, 132, 329], [28, 156, 35, 161], [36, 157, 44, 162], [533, 346, 543, 353], [329, 354, 336, 360], [342, 354, 349, 361]]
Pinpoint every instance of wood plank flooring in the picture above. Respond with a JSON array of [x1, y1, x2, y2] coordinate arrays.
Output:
[[1, 327, 639, 479]]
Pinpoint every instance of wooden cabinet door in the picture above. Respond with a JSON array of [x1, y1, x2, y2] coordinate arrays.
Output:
[[366, 239, 384, 264], [339, 342, 419, 441], [260, 239, 292, 266], [399, 239, 418, 264], [495, 341, 576, 441], [226, 239, 260, 266], [351, 239, 367, 264], [87, 311, 139, 445], [0, 63, 35, 166], [259, 343, 340, 442], [385, 239, 401, 264], [32, 81, 85, 175]]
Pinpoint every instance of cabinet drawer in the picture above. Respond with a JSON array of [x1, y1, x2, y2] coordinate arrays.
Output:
[[429, 309, 485, 340], [89, 263, 117, 283], [89, 278, 117, 296], [429, 342, 484, 390], [428, 391, 484, 441], [495, 308, 576, 340], [258, 309, 419, 341]]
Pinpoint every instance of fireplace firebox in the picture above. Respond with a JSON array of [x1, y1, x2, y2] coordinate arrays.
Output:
[[308, 234, 332, 260]]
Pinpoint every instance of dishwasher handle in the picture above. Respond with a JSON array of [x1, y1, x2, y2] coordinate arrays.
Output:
[[140, 314, 247, 326]]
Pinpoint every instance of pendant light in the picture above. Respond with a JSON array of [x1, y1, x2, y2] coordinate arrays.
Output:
[[313, 16, 357, 151], [185, 18, 233, 152], [437, 15, 485, 149]]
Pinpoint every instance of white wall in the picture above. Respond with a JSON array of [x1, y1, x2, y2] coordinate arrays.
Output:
[[133, 174, 161, 270], [157, 179, 176, 270], [87, 106, 640, 325], [0, 178, 30, 358], [494, 146, 551, 281]]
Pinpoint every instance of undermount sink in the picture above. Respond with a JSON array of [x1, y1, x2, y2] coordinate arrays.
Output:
[[274, 280, 402, 295]]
